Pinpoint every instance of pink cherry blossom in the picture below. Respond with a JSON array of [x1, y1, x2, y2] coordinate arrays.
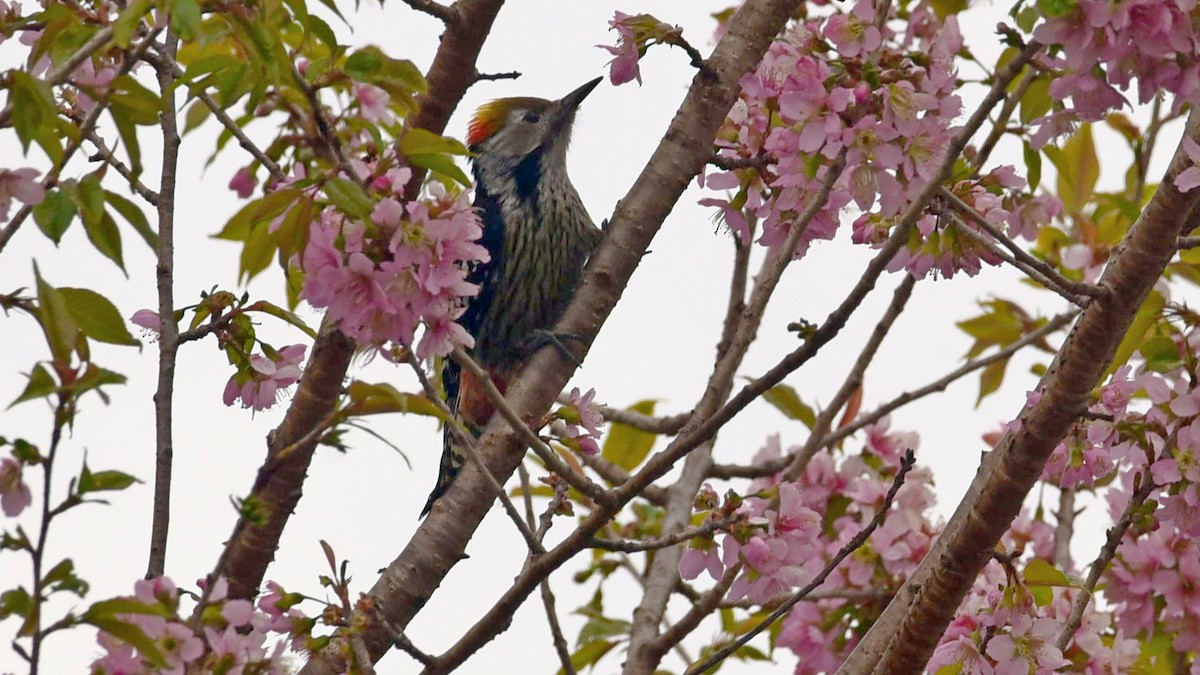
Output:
[[0, 457, 32, 517], [353, 83, 391, 123], [597, 12, 642, 86], [0, 167, 44, 221], [229, 167, 257, 199], [223, 344, 307, 412]]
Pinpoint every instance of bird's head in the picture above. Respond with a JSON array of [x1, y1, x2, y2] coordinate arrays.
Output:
[[467, 77, 602, 163]]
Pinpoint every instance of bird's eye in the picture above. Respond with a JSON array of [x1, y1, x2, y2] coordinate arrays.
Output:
[[522, 112, 541, 124]]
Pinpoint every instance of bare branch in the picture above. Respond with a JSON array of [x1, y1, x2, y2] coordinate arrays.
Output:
[[473, 70, 522, 83], [404, 351, 544, 555], [687, 451, 916, 675], [518, 466, 576, 675], [939, 187, 1107, 303], [83, 129, 160, 205], [589, 514, 738, 553], [1052, 488, 1076, 571], [1054, 474, 1157, 650], [450, 346, 613, 508], [648, 563, 742, 662], [147, 29, 181, 579], [141, 49, 286, 183], [710, 311, 1073, 480], [782, 275, 915, 482], [401, 0, 457, 23]]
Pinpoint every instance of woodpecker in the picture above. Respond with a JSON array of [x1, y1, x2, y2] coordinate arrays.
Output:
[[421, 77, 604, 516]]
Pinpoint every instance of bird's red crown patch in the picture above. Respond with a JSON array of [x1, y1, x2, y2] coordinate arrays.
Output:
[[467, 101, 508, 146]]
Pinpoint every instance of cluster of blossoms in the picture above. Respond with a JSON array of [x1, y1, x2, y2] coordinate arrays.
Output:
[[692, 3, 1062, 279], [680, 419, 937, 672], [287, 159, 487, 361], [555, 387, 605, 456], [928, 540, 1138, 674], [91, 576, 313, 674], [1031, 0, 1200, 146]]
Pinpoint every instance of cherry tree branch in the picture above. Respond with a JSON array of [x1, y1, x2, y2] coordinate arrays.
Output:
[[1052, 487, 1076, 571], [710, 310, 1072, 480], [687, 450, 916, 675], [1054, 474, 1157, 650], [781, 275, 915, 482], [517, 465, 576, 675], [646, 563, 742, 664], [838, 106, 1200, 675], [588, 513, 739, 553], [939, 187, 1108, 302], [400, 0, 457, 23], [146, 29, 181, 579], [83, 129, 160, 205], [450, 347, 612, 507]]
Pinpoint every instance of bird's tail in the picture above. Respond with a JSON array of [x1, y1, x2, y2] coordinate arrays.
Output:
[[420, 361, 504, 517]]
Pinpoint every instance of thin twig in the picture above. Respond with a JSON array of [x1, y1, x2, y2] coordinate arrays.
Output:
[[28, 397, 70, 675], [1053, 487, 1076, 571], [685, 451, 916, 675], [400, 0, 457, 23], [0, 25, 116, 128], [177, 313, 237, 344], [473, 70, 521, 83], [141, 49, 286, 183], [588, 514, 738, 553], [83, 129, 160, 205], [404, 351, 544, 554], [518, 466, 577, 675], [940, 187, 1108, 302], [782, 276, 915, 482], [648, 563, 742, 662], [147, 29, 181, 580], [450, 347, 613, 508], [945, 212, 1089, 307], [972, 70, 1035, 172], [709, 311, 1073, 480], [1054, 474, 1157, 650]]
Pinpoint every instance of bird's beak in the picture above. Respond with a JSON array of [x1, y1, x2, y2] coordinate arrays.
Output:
[[558, 77, 603, 114]]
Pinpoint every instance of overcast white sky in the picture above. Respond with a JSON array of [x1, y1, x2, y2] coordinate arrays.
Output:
[[0, 1, 1177, 673]]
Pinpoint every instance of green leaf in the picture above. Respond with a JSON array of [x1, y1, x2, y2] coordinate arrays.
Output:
[[1105, 289, 1165, 378], [1019, 76, 1051, 124], [182, 99, 212, 135], [33, 189, 77, 244], [343, 380, 447, 420], [0, 587, 33, 621], [1047, 123, 1099, 216], [106, 191, 157, 249], [1024, 558, 1075, 587], [761, 383, 816, 428], [407, 153, 471, 187], [214, 189, 299, 241], [9, 72, 62, 163], [344, 47, 384, 81], [323, 178, 373, 220], [58, 288, 139, 346], [82, 211, 126, 272], [108, 75, 161, 125], [399, 128, 470, 156], [563, 639, 616, 674], [601, 400, 658, 471], [1023, 141, 1042, 192], [111, 113, 143, 181], [35, 266, 79, 361], [84, 616, 167, 667], [112, 0, 153, 47], [239, 221, 277, 283], [976, 356, 1010, 406], [10, 364, 57, 407], [930, 0, 968, 18], [1141, 334, 1183, 373], [249, 301, 318, 338], [79, 465, 140, 493], [170, 0, 201, 40]]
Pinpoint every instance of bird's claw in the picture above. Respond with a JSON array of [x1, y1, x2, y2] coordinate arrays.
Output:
[[529, 329, 587, 369]]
